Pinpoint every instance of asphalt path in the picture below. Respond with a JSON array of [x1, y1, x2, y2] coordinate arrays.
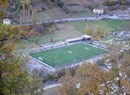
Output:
[[13, 15, 130, 26]]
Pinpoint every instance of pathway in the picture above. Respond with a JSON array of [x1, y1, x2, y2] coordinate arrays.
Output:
[[44, 83, 61, 90], [13, 15, 130, 26]]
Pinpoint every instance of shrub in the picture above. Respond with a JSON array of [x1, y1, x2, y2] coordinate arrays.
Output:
[[104, 0, 118, 6]]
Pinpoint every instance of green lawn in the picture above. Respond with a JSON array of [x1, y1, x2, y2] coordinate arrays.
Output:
[[70, 11, 95, 18], [30, 43, 106, 68], [69, 19, 130, 34], [36, 12, 51, 21]]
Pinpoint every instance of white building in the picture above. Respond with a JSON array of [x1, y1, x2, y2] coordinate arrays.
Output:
[[3, 18, 11, 25], [93, 9, 104, 15]]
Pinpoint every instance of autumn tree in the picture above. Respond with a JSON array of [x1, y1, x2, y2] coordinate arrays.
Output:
[[101, 44, 130, 95], [120, 0, 127, 4], [0, 23, 30, 95], [0, 0, 8, 22], [85, 26, 92, 36], [0, 1, 44, 95], [32, 8, 37, 28], [20, 0, 31, 24], [75, 63, 101, 95], [0, 0, 9, 12], [57, 70, 76, 95], [27, 70, 44, 95]]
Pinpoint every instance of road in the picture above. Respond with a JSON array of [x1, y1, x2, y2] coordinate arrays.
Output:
[[44, 83, 61, 90], [13, 15, 130, 26]]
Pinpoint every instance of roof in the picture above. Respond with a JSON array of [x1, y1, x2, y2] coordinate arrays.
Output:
[[124, 34, 130, 39], [117, 31, 130, 41], [3, 18, 11, 21]]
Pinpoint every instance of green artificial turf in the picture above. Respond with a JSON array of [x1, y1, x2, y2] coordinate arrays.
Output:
[[30, 43, 106, 68]]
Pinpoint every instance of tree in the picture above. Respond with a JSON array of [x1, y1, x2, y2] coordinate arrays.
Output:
[[85, 25, 101, 41], [103, 30, 110, 39], [75, 63, 101, 95], [120, 0, 127, 5], [85, 26, 92, 36], [57, 70, 76, 95], [101, 44, 130, 95], [0, 1, 44, 95], [32, 8, 37, 28], [0, 23, 30, 95], [0, 0, 9, 12], [20, 0, 31, 24], [28, 70, 44, 95]]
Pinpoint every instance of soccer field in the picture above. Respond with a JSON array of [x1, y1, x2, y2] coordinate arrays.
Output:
[[30, 43, 107, 68]]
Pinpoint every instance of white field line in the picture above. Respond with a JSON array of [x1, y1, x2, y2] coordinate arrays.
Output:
[[83, 42, 109, 51], [30, 56, 56, 71]]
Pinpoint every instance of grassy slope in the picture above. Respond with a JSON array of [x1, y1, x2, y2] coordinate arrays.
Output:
[[70, 11, 95, 18], [22, 12, 51, 23], [28, 24, 82, 44], [69, 19, 130, 34]]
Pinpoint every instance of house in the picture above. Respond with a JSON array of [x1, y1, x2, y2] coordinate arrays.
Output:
[[3, 18, 11, 25], [93, 9, 104, 15]]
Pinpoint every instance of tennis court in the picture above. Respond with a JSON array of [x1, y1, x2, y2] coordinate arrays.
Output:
[[30, 42, 107, 68]]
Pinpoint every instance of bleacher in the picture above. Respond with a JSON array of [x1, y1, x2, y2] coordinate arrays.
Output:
[[65, 35, 91, 43], [41, 41, 67, 51], [39, 35, 92, 51], [65, 37, 83, 43]]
